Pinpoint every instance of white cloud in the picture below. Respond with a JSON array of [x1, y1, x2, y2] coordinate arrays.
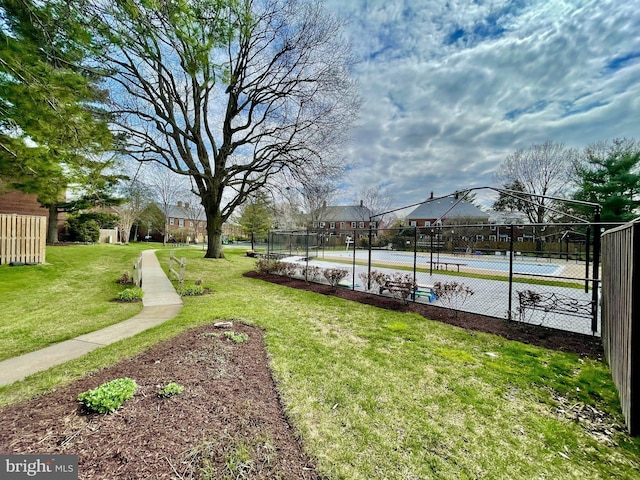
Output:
[[322, 0, 640, 208]]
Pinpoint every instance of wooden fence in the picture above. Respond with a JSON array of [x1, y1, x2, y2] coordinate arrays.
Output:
[[0, 214, 47, 265], [133, 255, 142, 287], [601, 219, 640, 435], [169, 251, 186, 288]]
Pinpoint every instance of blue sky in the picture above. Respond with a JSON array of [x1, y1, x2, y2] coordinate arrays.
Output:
[[322, 0, 640, 208]]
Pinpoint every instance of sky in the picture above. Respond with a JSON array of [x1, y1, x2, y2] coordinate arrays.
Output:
[[321, 0, 640, 209]]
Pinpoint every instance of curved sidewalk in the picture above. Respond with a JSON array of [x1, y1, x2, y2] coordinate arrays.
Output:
[[0, 250, 182, 386]]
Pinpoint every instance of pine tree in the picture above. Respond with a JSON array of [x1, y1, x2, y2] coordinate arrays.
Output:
[[572, 139, 640, 223], [0, 0, 117, 242]]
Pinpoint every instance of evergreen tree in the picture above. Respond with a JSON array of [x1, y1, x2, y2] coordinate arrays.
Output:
[[572, 139, 640, 223], [0, 0, 117, 242], [237, 194, 274, 250]]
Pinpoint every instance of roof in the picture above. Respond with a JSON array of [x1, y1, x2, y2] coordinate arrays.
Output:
[[406, 198, 488, 221], [320, 205, 372, 222], [165, 204, 206, 221]]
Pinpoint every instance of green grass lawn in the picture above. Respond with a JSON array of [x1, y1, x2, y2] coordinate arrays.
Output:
[[0, 243, 148, 360], [1, 245, 638, 479]]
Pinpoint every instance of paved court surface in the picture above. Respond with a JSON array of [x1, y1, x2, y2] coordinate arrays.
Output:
[[284, 255, 600, 336]]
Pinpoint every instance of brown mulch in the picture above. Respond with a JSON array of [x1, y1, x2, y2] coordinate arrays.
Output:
[[0, 272, 603, 480], [0, 323, 319, 480], [244, 271, 604, 360]]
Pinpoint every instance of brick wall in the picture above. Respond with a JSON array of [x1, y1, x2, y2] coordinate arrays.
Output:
[[0, 191, 48, 216], [0, 190, 65, 234]]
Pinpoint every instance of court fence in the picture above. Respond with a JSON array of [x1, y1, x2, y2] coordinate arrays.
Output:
[[266, 223, 601, 336]]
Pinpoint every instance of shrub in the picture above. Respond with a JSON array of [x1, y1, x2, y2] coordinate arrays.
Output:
[[67, 218, 100, 243], [157, 382, 185, 398], [78, 377, 137, 414], [432, 281, 474, 317], [358, 269, 389, 292], [386, 272, 416, 303], [301, 265, 322, 282], [323, 268, 349, 287], [116, 287, 143, 302], [255, 258, 276, 274], [225, 331, 249, 343], [280, 262, 298, 277]]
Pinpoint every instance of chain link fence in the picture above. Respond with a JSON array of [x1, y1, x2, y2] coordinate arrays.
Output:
[[267, 224, 601, 336]]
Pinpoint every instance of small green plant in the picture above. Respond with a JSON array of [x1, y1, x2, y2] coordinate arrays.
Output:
[[157, 382, 185, 398], [116, 286, 143, 302], [225, 331, 249, 343], [77, 377, 137, 414], [179, 284, 205, 296]]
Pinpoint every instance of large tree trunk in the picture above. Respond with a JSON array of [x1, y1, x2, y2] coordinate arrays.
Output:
[[204, 209, 225, 258], [47, 204, 59, 244]]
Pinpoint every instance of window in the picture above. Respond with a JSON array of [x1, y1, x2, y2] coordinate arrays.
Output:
[[424, 221, 431, 227], [169, 218, 174, 226], [409, 221, 417, 227], [330, 222, 335, 229], [178, 219, 184, 227], [489, 235, 496, 241], [517, 237, 523, 242], [320, 222, 325, 228], [340, 222, 345, 228], [476, 235, 484, 241], [490, 224, 496, 231], [189, 221, 193, 227], [435, 220, 442, 226], [351, 222, 356, 228], [370, 221, 377, 228], [198, 221, 202, 227], [359, 221, 365, 228]]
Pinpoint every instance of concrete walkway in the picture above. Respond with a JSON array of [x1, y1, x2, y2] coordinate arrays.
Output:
[[0, 250, 183, 386]]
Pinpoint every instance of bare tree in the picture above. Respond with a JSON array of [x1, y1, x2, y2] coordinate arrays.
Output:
[[81, 0, 358, 257], [113, 179, 152, 243], [493, 141, 577, 223], [144, 165, 188, 245], [354, 186, 394, 223], [298, 181, 339, 228]]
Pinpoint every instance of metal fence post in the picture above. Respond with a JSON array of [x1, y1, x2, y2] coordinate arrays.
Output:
[[267, 231, 271, 258], [585, 226, 591, 293], [508, 224, 514, 321], [305, 227, 310, 281], [429, 229, 434, 276], [351, 229, 357, 290], [592, 211, 601, 334], [368, 224, 373, 290], [413, 226, 418, 295]]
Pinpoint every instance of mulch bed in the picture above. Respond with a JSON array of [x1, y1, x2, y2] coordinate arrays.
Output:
[[245, 271, 604, 360], [0, 323, 319, 480]]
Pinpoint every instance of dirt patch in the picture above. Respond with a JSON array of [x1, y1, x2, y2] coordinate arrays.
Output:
[[0, 323, 318, 480], [244, 271, 604, 360]]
